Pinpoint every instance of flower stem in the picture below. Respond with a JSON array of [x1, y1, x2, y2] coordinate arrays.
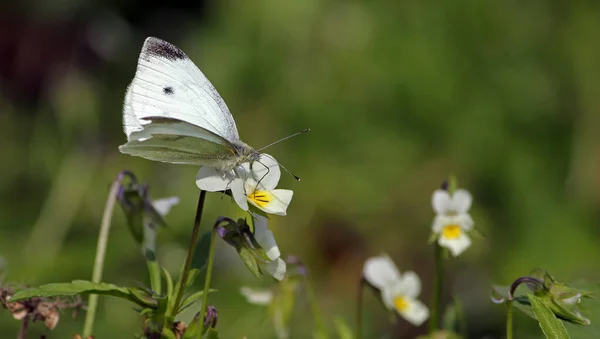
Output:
[[304, 274, 328, 338], [506, 299, 513, 339], [429, 243, 444, 333], [355, 277, 365, 339], [82, 178, 121, 337], [197, 223, 218, 338], [18, 315, 29, 339], [172, 190, 207, 316]]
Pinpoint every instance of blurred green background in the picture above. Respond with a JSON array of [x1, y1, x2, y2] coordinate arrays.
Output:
[[1, 0, 600, 338]]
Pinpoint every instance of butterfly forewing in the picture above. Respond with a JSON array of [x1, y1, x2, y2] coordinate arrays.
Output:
[[123, 37, 240, 143]]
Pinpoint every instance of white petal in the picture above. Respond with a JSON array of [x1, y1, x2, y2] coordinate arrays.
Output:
[[262, 258, 286, 281], [399, 271, 422, 298], [432, 190, 451, 214], [253, 216, 281, 261], [363, 256, 401, 290], [251, 154, 281, 191], [152, 196, 180, 217], [400, 299, 429, 326], [431, 215, 448, 233], [458, 213, 474, 231], [240, 287, 273, 305], [451, 189, 472, 213], [195, 167, 237, 192], [381, 287, 395, 310], [251, 189, 293, 216], [230, 178, 249, 211], [438, 233, 471, 256]]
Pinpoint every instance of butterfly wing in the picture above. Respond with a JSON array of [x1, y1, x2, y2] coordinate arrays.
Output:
[[119, 117, 237, 166], [123, 37, 240, 143]]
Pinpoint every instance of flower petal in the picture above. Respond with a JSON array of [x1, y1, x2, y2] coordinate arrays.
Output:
[[251, 154, 281, 191], [451, 189, 472, 213], [240, 287, 273, 305], [432, 215, 449, 233], [432, 190, 451, 214], [152, 196, 180, 217], [230, 178, 249, 211], [262, 258, 286, 281], [399, 271, 422, 299], [438, 232, 471, 256], [363, 255, 401, 290], [253, 216, 281, 261], [250, 189, 293, 216], [400, 299, 429, 326], [196, 167, 235, 192], [458, 213, 474, 231]]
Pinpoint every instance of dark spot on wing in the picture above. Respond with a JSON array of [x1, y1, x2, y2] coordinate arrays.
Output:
[[163, 86, 174, 95], [143, 37, 187, 61]]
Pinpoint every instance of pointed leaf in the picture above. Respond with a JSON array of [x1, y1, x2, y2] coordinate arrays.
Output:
[[238, 246, 262, 278], [178, 289, 217, 314], [11, 280, 155, 308], [163, 267, 174, 298], [529, 293, 570, 339]]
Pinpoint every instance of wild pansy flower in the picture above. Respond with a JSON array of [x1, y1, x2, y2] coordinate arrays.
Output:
[[197, 154, 293, 216], [363, 255, 429, 326], [431, 189, 474, 256]]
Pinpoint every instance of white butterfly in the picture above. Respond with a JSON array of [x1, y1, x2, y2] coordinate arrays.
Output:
[[119, 37, 262, 190]]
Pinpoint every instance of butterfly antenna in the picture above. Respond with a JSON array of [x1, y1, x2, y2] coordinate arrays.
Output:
[[280, 162, 301, 181], [257, 128, 310, 151]]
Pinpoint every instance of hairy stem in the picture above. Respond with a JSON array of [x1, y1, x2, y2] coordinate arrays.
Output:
[[172, 190, 207, 316], [429, 244, 444, 333], [82, 178, 121, 337]]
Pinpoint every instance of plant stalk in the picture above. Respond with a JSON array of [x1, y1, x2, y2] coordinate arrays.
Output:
[[172, 190, 207, 315], [18, 315, 29, 339], [82, 178, 121, 337], [197, 224, 218, 337], [506, 299, 513, 339], [305, 274, 328, 338], [355, 277, 365, 339], [429, 243, 444, 333]]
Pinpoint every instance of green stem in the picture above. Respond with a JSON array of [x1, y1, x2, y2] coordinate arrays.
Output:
[[172, 190, 207, 315], [197, 223, 218, 337], [304, 274, 328, 337], [82, 179, 121, 337], [506, 300, 513, 339], [429, 244, 444, 333], [355, 277, 365, 339]]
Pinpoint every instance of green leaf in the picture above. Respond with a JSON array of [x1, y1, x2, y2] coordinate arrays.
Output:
[[333, 316, 353, 339], [178, 289, 217, 314], [163, 267, 174, 298], [529, 293, 570, 339], [238, 246, 262, 278], [11, 280, 155, 308], [147, 257, 162, 295]]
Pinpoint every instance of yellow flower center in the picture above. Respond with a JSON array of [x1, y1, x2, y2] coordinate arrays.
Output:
[[394, 296, 409, 311], [248, 190, 273, 208], [443, 224, 461, 239]]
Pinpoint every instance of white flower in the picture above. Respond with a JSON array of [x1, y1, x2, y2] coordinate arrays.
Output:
[[240, 287, 274, 305], [196, 154, 293, 216], [253, 216, 286, 281], [431, 189, 474, 256], [152, 196, 180, 217], [363, 256, 429, 326]]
